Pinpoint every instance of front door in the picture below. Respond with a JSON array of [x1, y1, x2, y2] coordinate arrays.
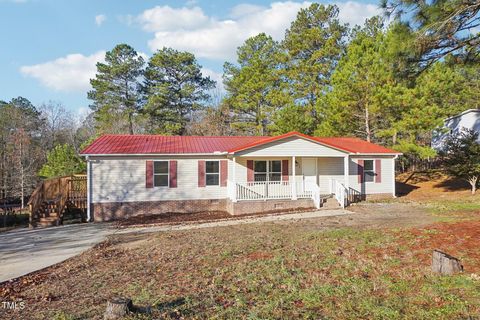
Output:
[[302, 158, 317, 191]]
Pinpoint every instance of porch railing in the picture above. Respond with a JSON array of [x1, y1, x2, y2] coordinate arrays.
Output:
[[329, 178, 348, 208], [231, 179, 314, 201]]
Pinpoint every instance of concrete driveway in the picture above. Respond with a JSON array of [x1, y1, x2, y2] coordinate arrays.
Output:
[[0, 209, 350, 283], [0, 223, 114, 282]]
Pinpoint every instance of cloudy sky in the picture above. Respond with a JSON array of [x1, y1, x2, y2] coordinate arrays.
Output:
[[0, 0, 381, 114]]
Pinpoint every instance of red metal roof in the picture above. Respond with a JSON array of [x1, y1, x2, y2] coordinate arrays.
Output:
[[80, 132, 401, 155]]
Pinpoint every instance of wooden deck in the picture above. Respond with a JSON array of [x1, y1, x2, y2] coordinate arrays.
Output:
[[28, 175, 87, 227]]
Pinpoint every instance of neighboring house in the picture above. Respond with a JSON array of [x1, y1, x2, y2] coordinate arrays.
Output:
[[80, 131, 401, 221], [432, 109, 480, 151]]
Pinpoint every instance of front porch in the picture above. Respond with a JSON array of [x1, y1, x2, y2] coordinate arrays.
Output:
[[226, 156, 352, 209]]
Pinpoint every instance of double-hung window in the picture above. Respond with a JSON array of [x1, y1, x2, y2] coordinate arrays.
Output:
[[205, 161, 220, 186], [154, 161, 169, 187], [363, 160, 375, 182], [254, 160, 282, 182]]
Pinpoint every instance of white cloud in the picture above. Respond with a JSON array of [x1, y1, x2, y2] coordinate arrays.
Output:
[[137, 1, 382, 61], [336, 2, 381, 27], [138, 5, 211, 32], [95, 14, 107, 26], [202, 67, 224, 92], [20, 51, 106, 92]]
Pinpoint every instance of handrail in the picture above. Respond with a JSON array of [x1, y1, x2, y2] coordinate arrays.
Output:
[[28, 180, 45, 226], [28, 175, 82, 226], [329, 178, 348, 208]]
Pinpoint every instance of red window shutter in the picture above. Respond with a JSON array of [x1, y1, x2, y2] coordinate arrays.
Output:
[[146, 160, 153, 188], [198, 160, 206, 187], [220, 160, 228, 187], [247, 160, 254, 182], [282, 159, 289, 181], [169, 160, 177, 188], [375, 159, 382, 183], [357, 160, 364, 184]]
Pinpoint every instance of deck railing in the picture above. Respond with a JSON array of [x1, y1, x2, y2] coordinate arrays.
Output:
[[28, 175, 87, 226]]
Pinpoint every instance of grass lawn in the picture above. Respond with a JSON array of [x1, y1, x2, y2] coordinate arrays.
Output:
[[1, 172, 480, 319]]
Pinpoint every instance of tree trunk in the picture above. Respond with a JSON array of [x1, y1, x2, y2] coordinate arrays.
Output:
[[364, 106, 371, 142], [128, 112, 134, 135], [468, 176, 477, 195], [104, 297, 132, 320], [432, 250, 463, 275]]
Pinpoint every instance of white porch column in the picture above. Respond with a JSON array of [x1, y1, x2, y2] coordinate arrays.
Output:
[[232, 157, 237, 202], [344, 155, 349, 206], [344, 155, 349, 190], [392, 155, 398, 198], [86, 156, 92, 222], [291, 156, 297, 200]]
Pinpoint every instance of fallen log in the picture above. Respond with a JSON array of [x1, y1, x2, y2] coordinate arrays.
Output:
[[104, 297, 132, 320], [432, 250, 463, 275]]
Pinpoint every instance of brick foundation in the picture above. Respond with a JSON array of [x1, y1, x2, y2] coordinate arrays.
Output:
[[93, 198, 317, 221], [364, 193, 395, 201], [93, 199, 228, 222], [228, 198, 315, 216]]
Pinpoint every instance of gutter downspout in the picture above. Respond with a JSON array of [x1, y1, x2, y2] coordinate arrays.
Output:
[[86, 156, 92, 222]]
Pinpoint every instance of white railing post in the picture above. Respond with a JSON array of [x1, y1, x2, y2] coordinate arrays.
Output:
[[344, 155, 349, 206], [291, 156, 297, 200], [232, 157, 237, 202]]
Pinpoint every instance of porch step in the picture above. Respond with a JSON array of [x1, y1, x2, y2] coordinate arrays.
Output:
[[321, 197, 341, 209], [37, 217, 60, 228]]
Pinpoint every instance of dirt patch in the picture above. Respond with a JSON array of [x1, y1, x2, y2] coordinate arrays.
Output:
[[114, 211, 230, 227], [397, 171, 480, 202], [114, 208, 318, 229], [400, 220, 480, 273]]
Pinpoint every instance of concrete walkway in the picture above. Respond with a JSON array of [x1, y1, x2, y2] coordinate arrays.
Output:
[[0, 209, 349, 282], [117, 209, 350, 234]]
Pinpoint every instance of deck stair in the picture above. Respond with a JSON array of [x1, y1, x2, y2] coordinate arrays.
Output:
[[28, 175, 87, 228]]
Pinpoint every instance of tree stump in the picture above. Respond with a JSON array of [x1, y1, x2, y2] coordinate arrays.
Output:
[[104, 297, 132, 320], [432, 250, 463, 275]]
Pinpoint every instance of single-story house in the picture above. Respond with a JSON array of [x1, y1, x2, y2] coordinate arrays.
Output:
[[432, 109, 480, 151], [80, 131, 401, 221]]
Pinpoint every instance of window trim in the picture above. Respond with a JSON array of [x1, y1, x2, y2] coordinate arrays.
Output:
[[205, 160, 220, 186], [363, 159, 375, 183], [153, 160, 170, 188], [253, 160, 282, 182]]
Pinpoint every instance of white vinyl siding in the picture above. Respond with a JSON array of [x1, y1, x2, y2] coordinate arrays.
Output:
[[236, 136, 347, 157], [90, 152, 396, 204], [348, 156, 394, 195], [317, 157, 345, 194], [91, 156, 227, 203]]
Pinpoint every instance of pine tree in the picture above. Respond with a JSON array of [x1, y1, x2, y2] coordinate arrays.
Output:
[[88, 44, 145, 135], [317, 17, 398, 142], [382, 0, 480, 68], [143, 48, 215, 135], [277, 4, 347, 134], [223, 33, 288, 135]]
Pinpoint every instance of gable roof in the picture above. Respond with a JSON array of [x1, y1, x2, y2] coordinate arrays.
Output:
[[445, 109, 480, 121], [80, 131, 401, 156]]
